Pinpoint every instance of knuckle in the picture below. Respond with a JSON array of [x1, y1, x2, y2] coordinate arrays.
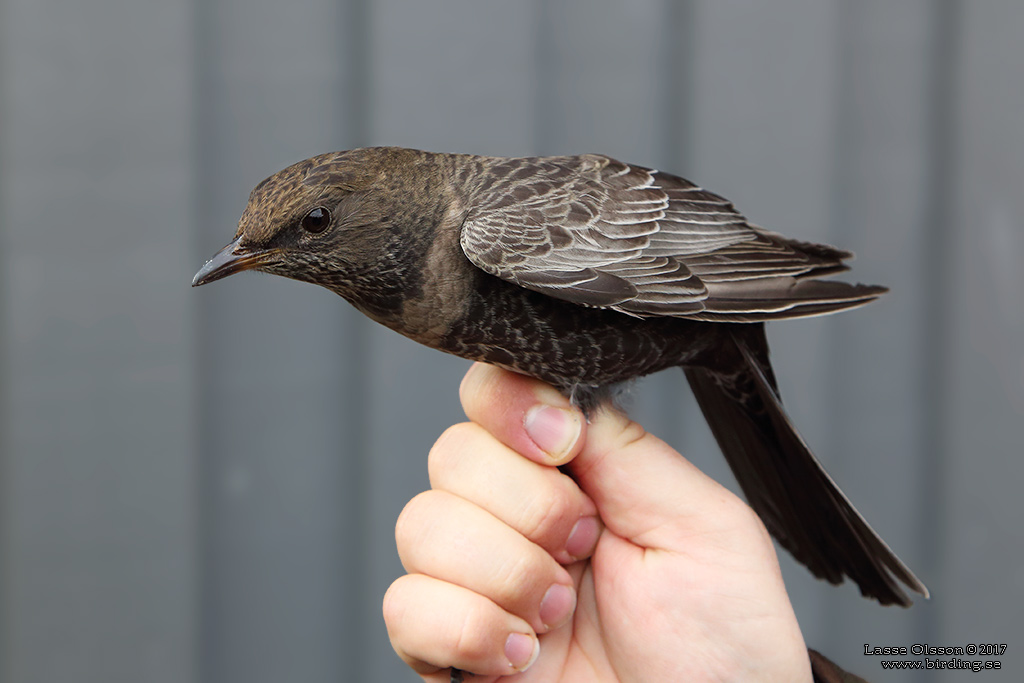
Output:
[[491, 551, 541, 608], [452, 602, 507, 663], [381, 578, 408, 631], [453, 611, 493, 662], [615, 418, 648, 449], [518, 483, 573, 546], [580, 414, 650, 472], [459, 362, 497, 407], [427, 423, 476, 483], [394, 491, 435, 548]]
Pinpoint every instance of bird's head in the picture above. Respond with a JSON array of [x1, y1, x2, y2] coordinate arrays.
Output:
[[192, 147, 438, 296]]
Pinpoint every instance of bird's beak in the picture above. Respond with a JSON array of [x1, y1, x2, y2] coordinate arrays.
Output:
[[192, 236, 279, 287]]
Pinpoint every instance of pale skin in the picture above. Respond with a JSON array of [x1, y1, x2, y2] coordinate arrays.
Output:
[[384, 363, 814, 682]]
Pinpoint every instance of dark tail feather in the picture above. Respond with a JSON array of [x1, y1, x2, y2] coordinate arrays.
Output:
[[684, 323, 928, 606]]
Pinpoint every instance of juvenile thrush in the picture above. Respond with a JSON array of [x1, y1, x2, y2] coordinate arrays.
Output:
[[193, 147, 927, 611]]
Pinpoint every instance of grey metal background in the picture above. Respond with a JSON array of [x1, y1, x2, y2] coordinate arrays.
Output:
[[1, 1, 1021, 681]]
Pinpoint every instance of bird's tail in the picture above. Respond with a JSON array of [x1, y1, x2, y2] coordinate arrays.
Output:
[[683, 323, 927, 606]]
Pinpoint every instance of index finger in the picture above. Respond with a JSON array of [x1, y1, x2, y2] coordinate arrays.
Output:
[[461, 364, 761, 554], [459, 363, 586, 467]]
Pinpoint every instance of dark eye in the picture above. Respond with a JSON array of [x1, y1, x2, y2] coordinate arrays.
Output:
[[301, 207, 331, 234]]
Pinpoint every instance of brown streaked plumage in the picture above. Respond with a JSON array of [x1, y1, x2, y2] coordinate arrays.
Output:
[[194, 147, 927, 616]]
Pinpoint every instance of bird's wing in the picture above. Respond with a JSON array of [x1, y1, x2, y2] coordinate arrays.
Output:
[[459, 155, 885, 321]]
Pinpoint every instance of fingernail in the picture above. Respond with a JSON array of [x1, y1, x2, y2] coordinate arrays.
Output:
[[505, 632, 539, 671], [524, 405, 581, 460], [565, 516, 601, 560], [539, 583, 576, 630]]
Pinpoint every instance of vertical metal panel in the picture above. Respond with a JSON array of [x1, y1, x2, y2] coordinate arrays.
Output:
[[0, 1, 198, 682], [941, 0, 1024, 661], [820, 3, 938, 679], [368, 1, 538, 155], [193, 1, 367, 682], [533, 0, 670, 166]]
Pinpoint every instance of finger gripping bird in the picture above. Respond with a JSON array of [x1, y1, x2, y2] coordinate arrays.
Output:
[[194, 146, 927, 612]]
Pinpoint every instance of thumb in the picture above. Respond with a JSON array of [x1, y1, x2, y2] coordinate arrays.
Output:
[[568, 405, 752, 550]]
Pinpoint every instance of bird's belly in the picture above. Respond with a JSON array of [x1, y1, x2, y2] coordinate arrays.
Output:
[[438, 278, 713, 392]]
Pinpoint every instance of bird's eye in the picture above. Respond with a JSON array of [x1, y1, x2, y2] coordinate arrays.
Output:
[[301, 207, 331, 234]]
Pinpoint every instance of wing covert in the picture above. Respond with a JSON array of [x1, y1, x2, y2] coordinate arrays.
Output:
[[458, 155, 883, 321]]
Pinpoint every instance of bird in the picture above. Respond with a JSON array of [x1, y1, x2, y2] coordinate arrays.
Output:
[[193, 146, 927, 611]]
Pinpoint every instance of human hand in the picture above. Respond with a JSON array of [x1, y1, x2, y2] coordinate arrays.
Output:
[[383, 363, 813, 682]]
